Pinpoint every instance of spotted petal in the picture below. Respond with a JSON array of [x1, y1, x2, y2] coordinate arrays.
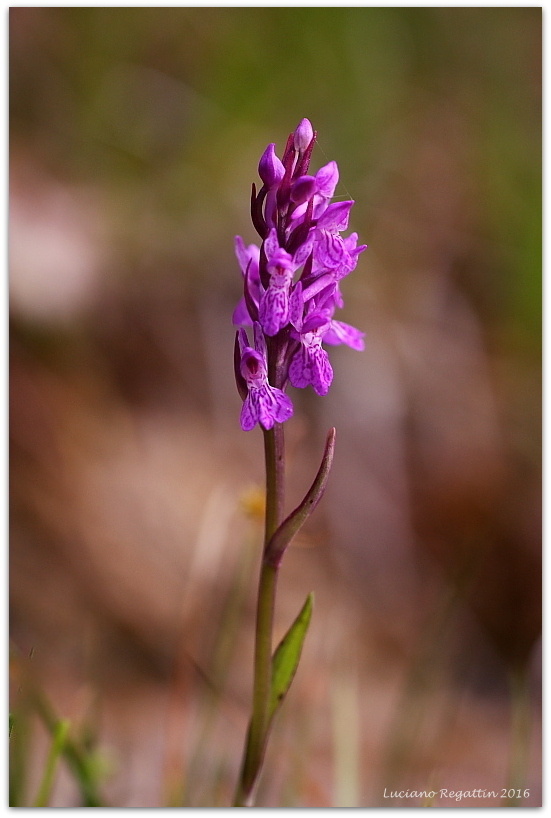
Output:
[[264, 227, 280, 262], [310, 346, 333, 396], [240, 392, 258, 431], [314, 231, 351, 271], [242, 385, 293, 431], [289, 343, 333, 396], [259, 287, 289, 336], [289, 282, 304, 330], [257, 385, 293, 429], [292, 231, 315, 269], [289, 345, 312, 390]]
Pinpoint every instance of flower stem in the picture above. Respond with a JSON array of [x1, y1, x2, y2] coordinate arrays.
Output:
[[234, 424, 285, 806]]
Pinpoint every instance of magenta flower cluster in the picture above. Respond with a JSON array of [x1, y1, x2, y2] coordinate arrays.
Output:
[[233, 118, 366, 432]]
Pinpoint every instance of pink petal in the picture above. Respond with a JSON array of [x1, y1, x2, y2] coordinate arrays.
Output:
[[240, 393, 258, 431]]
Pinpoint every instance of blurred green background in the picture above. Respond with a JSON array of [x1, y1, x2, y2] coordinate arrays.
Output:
[[10, 7, 541, 808]]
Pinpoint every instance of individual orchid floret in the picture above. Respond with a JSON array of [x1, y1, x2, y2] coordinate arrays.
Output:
[[312, 229, 366, 283], [304, 279, 365, 351], [311, 161, 340, 220], [238, 324, 293, 431], [341, 232, 368, 274], [290, 160, 339, 223], [232, 237, 261, 326], [259, 228, 314, 336], [313, 201, 363, 278], [289, 311, 334, 396]]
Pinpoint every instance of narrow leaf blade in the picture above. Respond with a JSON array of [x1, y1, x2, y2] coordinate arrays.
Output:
[[269, 593, 313, 721], [265, 428, 335, 567]]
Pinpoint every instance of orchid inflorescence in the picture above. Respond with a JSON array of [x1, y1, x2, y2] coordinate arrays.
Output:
[[233, 118, 366, 431], [232, 120, 365, 807]]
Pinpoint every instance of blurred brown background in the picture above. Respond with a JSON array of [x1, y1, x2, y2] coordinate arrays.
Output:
[[9, 7, 541, 807]]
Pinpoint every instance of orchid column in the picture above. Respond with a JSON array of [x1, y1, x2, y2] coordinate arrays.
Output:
[[232, 119, 366, 807]]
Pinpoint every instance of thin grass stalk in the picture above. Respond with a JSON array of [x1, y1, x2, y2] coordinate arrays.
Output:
[[33, 719, 70, 807], [503, 663, 531, 806]]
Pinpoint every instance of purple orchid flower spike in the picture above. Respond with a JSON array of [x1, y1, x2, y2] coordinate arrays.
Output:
[[232, 118, 366, 426], [238, 323, 293, 431]]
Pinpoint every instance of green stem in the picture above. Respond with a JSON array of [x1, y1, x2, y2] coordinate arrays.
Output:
[[33, 719, 70, 807], [31, 688, 102, 807], [503, 663, 531, 806], [234, 424, 285, 806], [263, 425, 285, 541]]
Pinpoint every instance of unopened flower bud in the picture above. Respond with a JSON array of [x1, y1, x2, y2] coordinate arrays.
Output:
[[258, 143, 285, 187], [290, 175, 317, 205], [293, 118, 314, 153]]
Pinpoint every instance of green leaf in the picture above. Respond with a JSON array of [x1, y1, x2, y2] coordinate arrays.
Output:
[[265, 428, 335, 568], [269, 593, 313, 721]]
